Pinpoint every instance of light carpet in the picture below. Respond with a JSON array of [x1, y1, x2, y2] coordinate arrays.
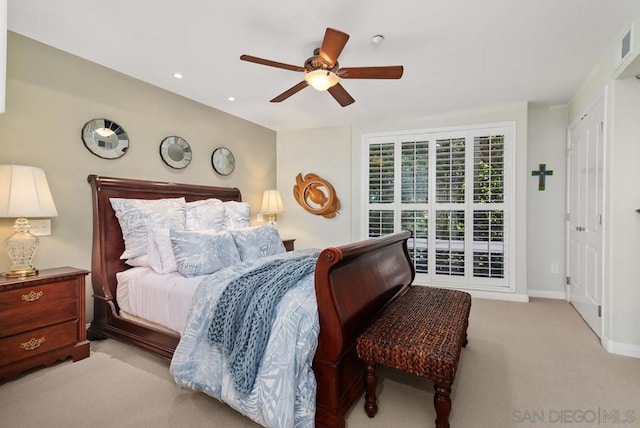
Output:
[[1, 298, 639, 428]]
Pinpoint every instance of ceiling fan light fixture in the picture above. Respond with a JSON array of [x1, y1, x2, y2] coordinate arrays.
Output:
[[304, 69, 339, 91], [240, 28, 403, 106]]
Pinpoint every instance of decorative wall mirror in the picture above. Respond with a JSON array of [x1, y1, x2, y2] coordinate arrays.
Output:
[[81, 118, 129, 159], [160, 136, 192, 169], [211, 147, 235, 176]]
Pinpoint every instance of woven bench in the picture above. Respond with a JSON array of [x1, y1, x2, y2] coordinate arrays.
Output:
[[356, 286, 471, 428]]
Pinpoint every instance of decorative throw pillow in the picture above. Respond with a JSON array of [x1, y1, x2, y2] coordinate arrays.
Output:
[[170, 229, 241, 277], [110, 197, 186, 259], [230, 225, 286, 262], [223, 201, 250, 230], [147, 228, 225, 274], [146, 228, 178, 274], [125, 255, 150, 268], [185, 198, 226, 231]]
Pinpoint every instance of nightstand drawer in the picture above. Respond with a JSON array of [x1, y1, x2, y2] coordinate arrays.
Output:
[[0, 321, 78, 366], [0, 280, 78, 337]]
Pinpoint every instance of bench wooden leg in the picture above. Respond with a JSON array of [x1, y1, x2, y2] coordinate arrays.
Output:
[[364, 362, 378, 417], [433, 382, 452, 428], [462, 317, 469, 347]]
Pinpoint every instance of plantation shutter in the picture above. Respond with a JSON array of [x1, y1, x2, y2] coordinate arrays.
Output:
[[368, 142, 394, 237], [400, 141, 429, 273], [434, 137, 466, 276], [364, 123, 513, 292], [472, 135, 505, 278]]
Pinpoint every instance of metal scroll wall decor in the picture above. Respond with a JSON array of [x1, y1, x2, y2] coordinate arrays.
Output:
[[292, 173, 340, 219]]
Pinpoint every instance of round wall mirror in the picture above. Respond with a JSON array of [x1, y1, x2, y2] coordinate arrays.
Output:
[[160, 136, 192, 169], [211, 147, 235, 176], [81, 118, 129, 159]]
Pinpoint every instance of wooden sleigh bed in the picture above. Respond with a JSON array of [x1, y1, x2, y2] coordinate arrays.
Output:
[[86, 174, 415, 428]]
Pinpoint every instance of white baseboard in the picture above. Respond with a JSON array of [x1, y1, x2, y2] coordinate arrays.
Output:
[[466, 289, 530, 302], [528, 289, 566, 300], [602, 336, 640, 359]]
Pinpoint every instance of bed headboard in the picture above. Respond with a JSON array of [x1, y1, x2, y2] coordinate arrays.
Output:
[[87, 174, 242, 308]]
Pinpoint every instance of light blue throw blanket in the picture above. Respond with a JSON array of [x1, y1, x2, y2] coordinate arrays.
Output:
[[207, 253, 319, 394], [170, 249, 321, 428]]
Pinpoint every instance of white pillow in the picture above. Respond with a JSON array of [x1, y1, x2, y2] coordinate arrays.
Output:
[[230, 225, 286, 262], [125, 255, 150, 268], [110, 197, 186, 260], [224, 201, 250, 230], [146, 228, 177, 274], [147, 228, 226, 274], [185, 198, 226, 231], [171, 229, 241, 277]]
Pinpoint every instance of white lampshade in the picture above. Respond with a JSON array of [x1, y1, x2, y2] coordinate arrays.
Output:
[[0, 165, 58, 218], [260, 189, 284, 227], [0, 165, 57, 278], [260, 189, 284, 215]]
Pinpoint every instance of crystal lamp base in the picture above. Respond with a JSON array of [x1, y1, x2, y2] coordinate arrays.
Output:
[[3, 217, 40, 278]]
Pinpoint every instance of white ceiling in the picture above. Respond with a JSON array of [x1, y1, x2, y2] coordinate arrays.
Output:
[[7, 0, 640, 131]]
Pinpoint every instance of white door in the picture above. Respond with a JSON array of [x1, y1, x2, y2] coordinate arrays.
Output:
[[567, 97, 604, 337]]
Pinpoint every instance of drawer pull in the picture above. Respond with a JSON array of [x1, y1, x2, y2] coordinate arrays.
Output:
[[20, 337, 46, 351], [22, 290, 44, 302]]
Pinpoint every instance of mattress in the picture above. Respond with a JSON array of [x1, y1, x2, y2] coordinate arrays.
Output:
[[116, 267, 203, 334]]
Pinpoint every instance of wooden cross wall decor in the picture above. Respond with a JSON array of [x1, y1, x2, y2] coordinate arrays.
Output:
[[531, 163, 553, 191]]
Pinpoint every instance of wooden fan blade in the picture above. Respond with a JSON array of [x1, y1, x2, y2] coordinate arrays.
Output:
[[240, 54, 305, 72], [319, 28, 350, 67], [270, 81, 309, 103], [338, 65, 404, 79], [327, 83, 355, 107]]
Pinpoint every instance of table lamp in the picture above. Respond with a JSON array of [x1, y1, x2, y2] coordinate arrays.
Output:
[[260, 189, 284, 226], [0, 165, 58, 278]]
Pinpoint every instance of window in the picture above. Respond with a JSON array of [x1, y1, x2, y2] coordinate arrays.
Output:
[[365, 123, 513, 291]]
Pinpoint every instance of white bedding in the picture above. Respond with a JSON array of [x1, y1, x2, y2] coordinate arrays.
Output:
[[116, 267, 203, 334]]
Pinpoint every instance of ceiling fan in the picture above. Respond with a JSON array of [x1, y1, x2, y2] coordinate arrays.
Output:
[[240, 27, 404, 107]]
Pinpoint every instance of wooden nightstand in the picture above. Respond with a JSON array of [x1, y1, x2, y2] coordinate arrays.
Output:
[[0, 267, 90, 379], [282, 239, 295, 252]]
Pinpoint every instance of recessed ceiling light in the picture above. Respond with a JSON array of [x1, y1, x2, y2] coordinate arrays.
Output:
[[173, 73, 183, 79], [228, 97, 235, 102], [371, 35, 384, 45]]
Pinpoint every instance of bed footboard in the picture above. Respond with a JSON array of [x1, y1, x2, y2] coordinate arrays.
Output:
[[313, 230, 415, 428]]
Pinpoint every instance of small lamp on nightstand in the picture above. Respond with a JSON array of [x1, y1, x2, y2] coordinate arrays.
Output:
[[260, 189, 284, 227], [0, 165, 58, 278]]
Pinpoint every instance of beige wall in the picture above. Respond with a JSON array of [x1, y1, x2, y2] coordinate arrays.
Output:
[[568, 10, 640, 357], [0, 1, 6, 113], [605, 77, 640, 350], [278, 102, 532, 301], [526, 105, 569, 298], [0, 33, 276, 321], [276, 126, 352, 250]]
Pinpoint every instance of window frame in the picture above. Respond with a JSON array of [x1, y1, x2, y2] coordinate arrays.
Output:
[[362, 122, 516, 293]]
